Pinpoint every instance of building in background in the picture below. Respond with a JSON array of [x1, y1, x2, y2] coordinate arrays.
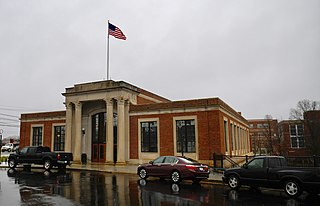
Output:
[[248, 119, 279, 155], [19, 80, 250, 165], [278, 110, 320, 156]]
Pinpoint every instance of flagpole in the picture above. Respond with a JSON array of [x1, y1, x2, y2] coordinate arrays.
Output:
[[107, 20, 110, 80]]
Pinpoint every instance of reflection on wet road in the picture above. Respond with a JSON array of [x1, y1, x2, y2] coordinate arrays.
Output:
[[0, 168, 320, 205]]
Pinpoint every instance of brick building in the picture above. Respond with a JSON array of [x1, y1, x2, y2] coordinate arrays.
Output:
[[19, 80, 250, 165], [278, 110, 320, 156], [248, 119, 279, 155]]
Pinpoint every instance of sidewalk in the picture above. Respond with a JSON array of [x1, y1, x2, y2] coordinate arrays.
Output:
[[0, 161, 223, 183]]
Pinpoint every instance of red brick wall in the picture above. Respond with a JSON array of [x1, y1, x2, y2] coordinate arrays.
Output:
[[279, 121, 311, 156], [129, 110, 229, 161], [19, 119, 65, 150], [129, 116, 139, 159]]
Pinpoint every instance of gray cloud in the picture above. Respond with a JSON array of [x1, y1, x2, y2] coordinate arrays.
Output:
[[0, 0, 319, 137]]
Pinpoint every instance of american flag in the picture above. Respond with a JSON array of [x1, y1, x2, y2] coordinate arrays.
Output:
[[108, 23, 126, 40]]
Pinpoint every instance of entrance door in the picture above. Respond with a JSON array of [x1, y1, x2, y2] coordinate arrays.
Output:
[[92, 112, 106, 162]]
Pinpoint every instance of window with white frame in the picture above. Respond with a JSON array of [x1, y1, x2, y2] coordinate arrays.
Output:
[[54, 125, 65, 151], [290, 124, 304, 148], [176, 119, 195, 153], [32, 127, 43, 146], [141, 121, 158, 152], [224, 120, 229, 153]]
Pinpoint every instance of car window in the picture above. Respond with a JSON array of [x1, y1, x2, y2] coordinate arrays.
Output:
[[28, 147, 37, 154], [153, 156, 165, 164], [164, 157, 177, 164], [269, 158, 281, 168], [247, 158, 264, 169], [20, 147, 28, 154]]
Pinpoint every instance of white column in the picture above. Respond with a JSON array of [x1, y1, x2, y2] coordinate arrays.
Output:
[[65, 102, 73, 153], [106, 98, 114, 164], [117, 97, 126, 164], [74, 101, 82, 162]]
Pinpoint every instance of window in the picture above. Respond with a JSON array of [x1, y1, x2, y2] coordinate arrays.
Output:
[[54, 125, 65, 151], [164, 156, 177, 164], [230, 123, 234, 151], [224, 120, 229, 153], [141, 121, 158, 152], [32, 127, 43, 146], [269, 158, 282, 168], [290, 124, 305, 148], [247, 158, 264, 169], [153, 156, 165, 164], [176, 119, 195, 153]]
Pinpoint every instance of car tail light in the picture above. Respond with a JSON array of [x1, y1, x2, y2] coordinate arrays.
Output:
[[57, 154, 61, 160], [186, 165, 197, 171], [186, 164, 209, 172]]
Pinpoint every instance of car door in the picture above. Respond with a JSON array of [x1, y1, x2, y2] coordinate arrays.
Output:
[[240, 158, 268, 186], [160, 156, 178, 177], [147, 156, 166, 176], [17, 147, 29, 163], [26, 147, 38, 163]]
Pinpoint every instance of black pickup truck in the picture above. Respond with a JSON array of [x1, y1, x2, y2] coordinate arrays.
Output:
[[222, 156, 320, 197], [8, 146, 73, 170]]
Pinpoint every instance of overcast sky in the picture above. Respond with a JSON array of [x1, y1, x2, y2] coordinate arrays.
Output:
[[0, 0, 319, 138]]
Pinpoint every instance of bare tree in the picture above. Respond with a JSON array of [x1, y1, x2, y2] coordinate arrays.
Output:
[[290, 99, 320, 155], [262, 114, 277, 155]]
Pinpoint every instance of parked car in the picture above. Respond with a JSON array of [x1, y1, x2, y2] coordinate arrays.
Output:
[[137, 156, 210, 183], [222, 156, 320, 198], [1, 143, 14, 152], [8, 146, 73, 170]]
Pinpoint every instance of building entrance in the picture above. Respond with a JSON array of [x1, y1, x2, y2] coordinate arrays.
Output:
[[92, 112, 106, 162]]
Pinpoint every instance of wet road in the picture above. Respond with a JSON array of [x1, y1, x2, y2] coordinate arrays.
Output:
[[0, 168, 320, 205]]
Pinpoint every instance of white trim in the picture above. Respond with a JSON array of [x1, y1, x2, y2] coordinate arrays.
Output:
[[21, 117, 65, 123], [130, 105, 248, 127], [138, 118, 160, 163], [173, 116, 198, 160]]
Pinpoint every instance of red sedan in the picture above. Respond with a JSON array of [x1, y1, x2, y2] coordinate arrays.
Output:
[[137, 156, 210, 183]]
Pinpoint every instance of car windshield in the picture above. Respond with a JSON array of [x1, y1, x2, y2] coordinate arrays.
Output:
[[5, 143, 11, 146]]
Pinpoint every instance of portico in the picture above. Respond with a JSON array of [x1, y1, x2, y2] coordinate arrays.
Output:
[[63, 80, 137, 164]]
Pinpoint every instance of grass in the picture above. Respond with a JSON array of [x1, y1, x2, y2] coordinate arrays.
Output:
[[0, 156, 8, 163]]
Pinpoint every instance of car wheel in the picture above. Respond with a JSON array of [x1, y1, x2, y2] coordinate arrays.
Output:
[[44, 159, 52, 170], [171, 171, 181, 183], [8, 158, 17, 169], [228, 175, 241, 190], [284, 179, 302, 198], [139, 168, 148, 179]]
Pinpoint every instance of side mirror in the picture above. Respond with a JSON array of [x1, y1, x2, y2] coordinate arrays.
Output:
[[242, 164, 248, 169], [149, 161, 154, 165]]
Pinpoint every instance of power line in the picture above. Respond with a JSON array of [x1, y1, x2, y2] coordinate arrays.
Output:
[[0, 124, 20, 128], [0, 117, 20, 122], [0, 112, 19, 118]]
